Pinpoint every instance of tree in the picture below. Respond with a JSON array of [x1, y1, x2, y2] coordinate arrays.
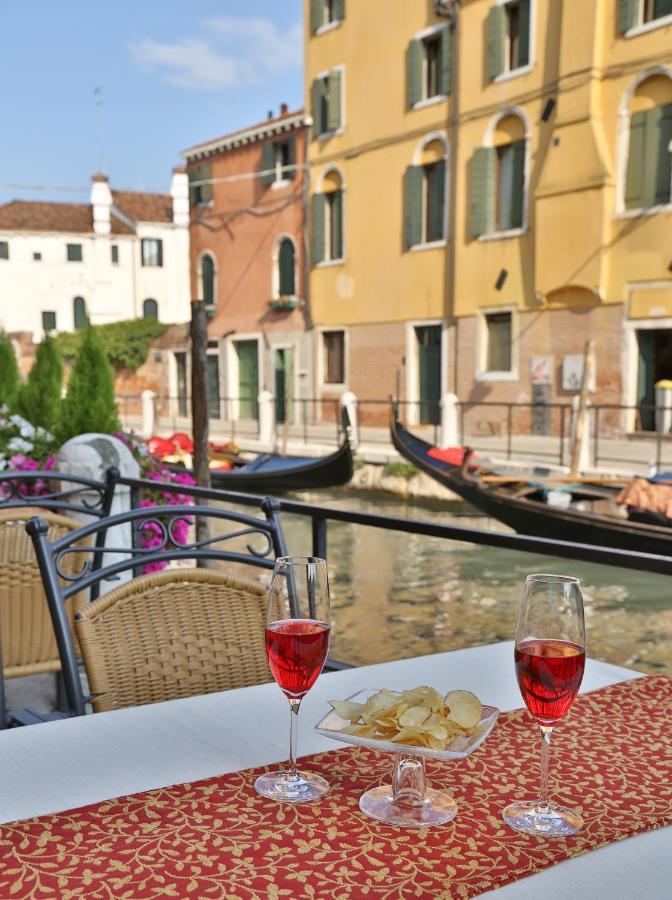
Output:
[[58, 327, 120, 442], [17, 336, 63, 431], [0, 332, 20, 409]]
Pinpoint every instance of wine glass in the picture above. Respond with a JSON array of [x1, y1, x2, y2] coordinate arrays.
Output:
[[502, 574, 586, 836], [254, 556, 331, 803]]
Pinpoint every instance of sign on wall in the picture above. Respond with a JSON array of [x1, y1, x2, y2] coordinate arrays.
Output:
[[530, 356, 553, 385], [562, 354, 595, 392]]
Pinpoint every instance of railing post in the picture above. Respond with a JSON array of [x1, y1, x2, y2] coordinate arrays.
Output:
[[559, 406, 566, 467], [439, 393, 459, 447], [506, 404, 513, 460], [312, 516, 328, 560], [141, 390, 156, 438], [257, 389, 275, 446], [593, 405, 600, 469], [340, 391, 358, 449]]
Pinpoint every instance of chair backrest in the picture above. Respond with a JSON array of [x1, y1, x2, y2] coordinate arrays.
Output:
[[27, 498, 289, 717], [75, 569, 271, 712], [0, 467, 118, 519]]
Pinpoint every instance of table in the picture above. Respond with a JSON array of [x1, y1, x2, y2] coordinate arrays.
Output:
[[0, 642, 668, 898]]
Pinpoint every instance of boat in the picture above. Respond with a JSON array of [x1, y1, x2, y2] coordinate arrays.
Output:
[[390, 414, 672, 557]]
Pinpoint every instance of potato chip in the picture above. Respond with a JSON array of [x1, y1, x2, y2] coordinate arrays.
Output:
[[444, 690, 483, 730], [329, 700, 365, 721]]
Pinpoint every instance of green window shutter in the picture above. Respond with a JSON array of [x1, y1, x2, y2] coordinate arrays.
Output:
[[407, 39, 423, 107], [427, 161, 446, 242], [327, 70, 342, 131], [200, 161, 212, 202], [312, 194, 326, 264], [625, 110, 647, 209], [469, 148, 496, 237], [73, 297, 87, 330], [335, 0, 345, 20], [278, 239, 295, 296], [653, 103, 672, 205], [156, 240, 163, 267], [188, 165, 199, 205], [403, 165, 423, 249], [261, 141, 275, 186], [509, 140, 526, 227], [438, 25, 452, 95], [654, 0, 672, 16], [310, 0, 323, 33], [486, 5, 505, 81], [286, 136, 296, 180], [202, 254, 215, 306], [311, 78, 325, 136], [518, 0, 531, 67], [618, 0, 638, 33], [332, 189, 344, 258]]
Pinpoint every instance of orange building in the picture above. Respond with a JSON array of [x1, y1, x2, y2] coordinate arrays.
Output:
[[182, 106, 309, 424]]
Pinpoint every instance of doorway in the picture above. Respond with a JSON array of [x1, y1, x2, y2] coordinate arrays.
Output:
[[274, 348, 294, 424], [636, 329, 672, 430], [175, 352, 188, 417], [206, 354, 220, 419], [415, 325, 442, 425], [236, 340, 259, 420]]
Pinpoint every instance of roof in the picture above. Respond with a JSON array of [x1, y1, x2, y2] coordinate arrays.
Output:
[[182, 108, 306, 161], [112, 190, 173, 224]]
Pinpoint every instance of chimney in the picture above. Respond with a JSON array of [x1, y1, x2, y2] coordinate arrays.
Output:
[[171, 165, 190, 227], [90, 172, 112, 235], [280, 102, 288, 116]]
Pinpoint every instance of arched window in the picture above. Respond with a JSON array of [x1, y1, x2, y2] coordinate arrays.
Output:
[[404, 135, 448, 249], [73, 296, 87, 330], [143, 298, 158, 319], [624, 73, 672, 210], [312, 169, 344, 264], [278, 238, 296, 297], [470, 112, 527, 237], [200, 253, 216, 306]]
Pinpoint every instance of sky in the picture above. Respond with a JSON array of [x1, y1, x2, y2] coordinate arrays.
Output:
[[0, 0, 304, 205]]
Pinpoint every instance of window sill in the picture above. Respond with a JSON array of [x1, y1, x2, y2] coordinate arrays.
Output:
[[625, 14, 672, 38], [315, 257, 345, 268], [478, 227, 526, 242], [410, 240, 446, 252], [317, 128, 344, 142], [411, 94, 448, 111], [475, 370, 519, 383], [494, 64, 533, 84], [614, 203, 672, 220], [268, 298, 298, 312], [315, 20, 342, 36], [271, 179, 292, 190], [320, 382, 347, 391]]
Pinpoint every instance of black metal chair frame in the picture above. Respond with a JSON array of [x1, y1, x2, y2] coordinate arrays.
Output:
[[27, 498, 290, 717]]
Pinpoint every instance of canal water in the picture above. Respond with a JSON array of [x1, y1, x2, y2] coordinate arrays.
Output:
[[273, 489, 671, 676]]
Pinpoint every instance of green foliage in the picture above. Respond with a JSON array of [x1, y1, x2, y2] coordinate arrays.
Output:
[[56, 318, 168, 371], [58, 328, 120, 442], [0, 333, 20, 408], [383, 461, 419, 478], [16, 336, 63, 431]]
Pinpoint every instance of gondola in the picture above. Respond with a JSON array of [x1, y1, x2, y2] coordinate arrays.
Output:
[[391, 414, 672, 557]]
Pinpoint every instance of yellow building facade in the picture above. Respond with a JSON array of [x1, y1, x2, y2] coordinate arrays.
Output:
[[305, 0, 672, 431]]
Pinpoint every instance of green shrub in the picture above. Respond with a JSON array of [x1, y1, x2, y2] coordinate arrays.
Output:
[[0, 333, 20, 408], [16, 336, 63, 431], [58, 328, 120, 441], [383, 461, 419, 478], [56, 318, 168, 371]]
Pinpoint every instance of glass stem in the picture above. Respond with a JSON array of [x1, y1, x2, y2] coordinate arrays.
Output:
[[287, 698, 301, 779], [538, 725, 553, 810]]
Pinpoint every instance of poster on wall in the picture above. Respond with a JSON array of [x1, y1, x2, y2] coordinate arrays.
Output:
[[530, 356, 553, 385], [562, 354, 596, 392]]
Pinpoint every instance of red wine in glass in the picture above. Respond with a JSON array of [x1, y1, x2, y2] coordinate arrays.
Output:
[[266, 618, 331, 699], [515, 639, 585, 725]]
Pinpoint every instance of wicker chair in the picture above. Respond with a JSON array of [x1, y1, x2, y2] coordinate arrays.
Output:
[[75, 569, 271, 713]]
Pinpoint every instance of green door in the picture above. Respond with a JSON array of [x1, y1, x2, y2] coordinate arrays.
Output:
[[637, 331, 656, 431], [416, 326, 441, 425], [206, 355, 220, 419], [274, 348, 294, 424], [175, 352, 188, 417], [237, 340, 259, 420]]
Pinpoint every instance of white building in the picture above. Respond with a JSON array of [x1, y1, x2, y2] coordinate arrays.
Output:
[[0, 170, 190, 341]]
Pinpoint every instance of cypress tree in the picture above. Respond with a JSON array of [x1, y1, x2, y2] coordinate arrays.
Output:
[[0, 332, 20, 409], [58, 327, 120, 442], [17, 336, 63, 432]]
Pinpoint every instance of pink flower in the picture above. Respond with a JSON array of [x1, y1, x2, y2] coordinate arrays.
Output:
[[143, 561, 168, 574], [44, 455, 57, 471]]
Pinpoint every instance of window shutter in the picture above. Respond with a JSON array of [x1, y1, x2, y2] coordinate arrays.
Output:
[[654, 0, 672, 16], [261, 141, 275, 186], [73, 297, 87, 330], [286, 136, 296, 180], [310, 0, 323, 33], [509, 140, 526, 227], [469, 148, 496, 237], [279, 240, 295, 296], [654, 103, 672, 206], [625, 111, 647, 209], [428, 161, 447, 241], [518, 0, 531, 67], [618, 0, 639, 33], [335, 0, 345, 20], [438, 25, 452, 95], [407, 39, 423, 107], [327, 70, 342, 131], [332, 190, 344, 258], [486, 5, 505, 80], [200, 161, 212, 202], [312, 194, 326, 264], [188, 165, 199, 205], [403, 165, 423, 249], [311, 78, 325, 136], [157, 240, 163, 268]]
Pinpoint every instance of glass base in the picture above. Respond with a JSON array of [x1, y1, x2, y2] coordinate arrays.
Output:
[[502, 799, 583, 836], [254, 770, 329, 803], [359, 786, 458, 827]]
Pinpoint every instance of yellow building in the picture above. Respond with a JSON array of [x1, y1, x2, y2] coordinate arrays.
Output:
[[305, 0, 672, 432]]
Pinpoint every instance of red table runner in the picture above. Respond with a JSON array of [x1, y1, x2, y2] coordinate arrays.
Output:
[[0, 675, 670, 899]]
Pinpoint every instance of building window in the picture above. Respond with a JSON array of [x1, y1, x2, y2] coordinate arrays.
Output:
[[404, 138, 448, 249], [73, 297, 87, 330], [470, 115, 526, 237], [620, 0, 672, 32], [310, 0, 345, 33], [484, 312, 513, 373], [312, 170, 344, 264], [200, 253, 216, 307], [141, 238, 163, 267], [407, 25, 452, 107], [277, 238, 296, 297], [111, 244, 119, 264], [323, 331, 345, 384], [143, 298, 158, 319], [625, 76, 672, 210], [66, 243, 82, 262], [188, 161, 213, 206], [42, 311, 56, 333], [487, 0, 531, 80], [311, 68, 343, 137], [0, 241, 8, 260], [261, 137, 296, 186], [33, 252, 42, 261]]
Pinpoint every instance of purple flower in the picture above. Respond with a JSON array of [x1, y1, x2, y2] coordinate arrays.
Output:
[[44, 455, 57, 471]]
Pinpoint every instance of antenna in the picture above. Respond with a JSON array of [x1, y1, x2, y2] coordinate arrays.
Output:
[[94, 86, 107, 173]]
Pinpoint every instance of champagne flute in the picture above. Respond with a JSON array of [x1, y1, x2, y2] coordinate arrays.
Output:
[[502, 574, 585, 836], [254, 557, 331, 803]]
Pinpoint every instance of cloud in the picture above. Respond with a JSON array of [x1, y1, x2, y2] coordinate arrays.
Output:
[[131, 17, 302, 91]]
